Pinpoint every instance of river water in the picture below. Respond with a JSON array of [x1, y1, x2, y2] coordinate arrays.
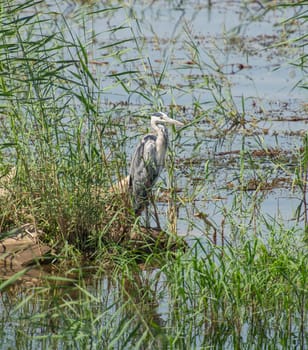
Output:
[[0, 1, 307, 349]]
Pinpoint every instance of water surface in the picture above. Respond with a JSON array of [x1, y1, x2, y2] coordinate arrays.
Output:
[[1, 1, 307, 349]]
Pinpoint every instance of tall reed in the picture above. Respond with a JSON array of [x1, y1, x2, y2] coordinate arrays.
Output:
[[0, 0, 137, 251]]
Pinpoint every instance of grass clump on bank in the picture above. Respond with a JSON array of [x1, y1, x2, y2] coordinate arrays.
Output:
[[0, 0, 142, 254]]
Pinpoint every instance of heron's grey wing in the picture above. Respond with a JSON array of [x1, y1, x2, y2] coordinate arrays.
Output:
[[129, 135, 158, 212], [143, 135, 160, 183], [130, 135, 158, 186]]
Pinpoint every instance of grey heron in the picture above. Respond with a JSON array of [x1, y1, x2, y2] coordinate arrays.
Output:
[[129, 112, 184, 227]]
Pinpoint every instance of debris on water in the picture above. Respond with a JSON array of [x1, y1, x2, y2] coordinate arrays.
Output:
[[0, 224, 53, 272]]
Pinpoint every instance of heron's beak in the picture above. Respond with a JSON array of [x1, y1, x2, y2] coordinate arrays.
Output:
[[165, 116, 184, 127], [172, 119, 184, 127]]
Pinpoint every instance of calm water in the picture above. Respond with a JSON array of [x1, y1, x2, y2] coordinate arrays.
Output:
[[1, 1, 307, 349]]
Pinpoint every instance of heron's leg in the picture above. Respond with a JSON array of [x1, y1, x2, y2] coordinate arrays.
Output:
[[150, 194, 161, 230], [145, 204, 150, 228]]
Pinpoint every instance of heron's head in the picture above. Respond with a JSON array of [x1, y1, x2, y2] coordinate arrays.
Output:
[[150, 112, 184, 129]]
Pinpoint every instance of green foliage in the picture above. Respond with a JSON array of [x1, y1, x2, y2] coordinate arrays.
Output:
[[0, 0, 130, 249], [0, 1, 307, 349], [1, 227, 307, 349]]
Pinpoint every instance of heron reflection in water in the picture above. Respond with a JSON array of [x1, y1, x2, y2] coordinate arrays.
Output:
[[129, 112, 184, 228]]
